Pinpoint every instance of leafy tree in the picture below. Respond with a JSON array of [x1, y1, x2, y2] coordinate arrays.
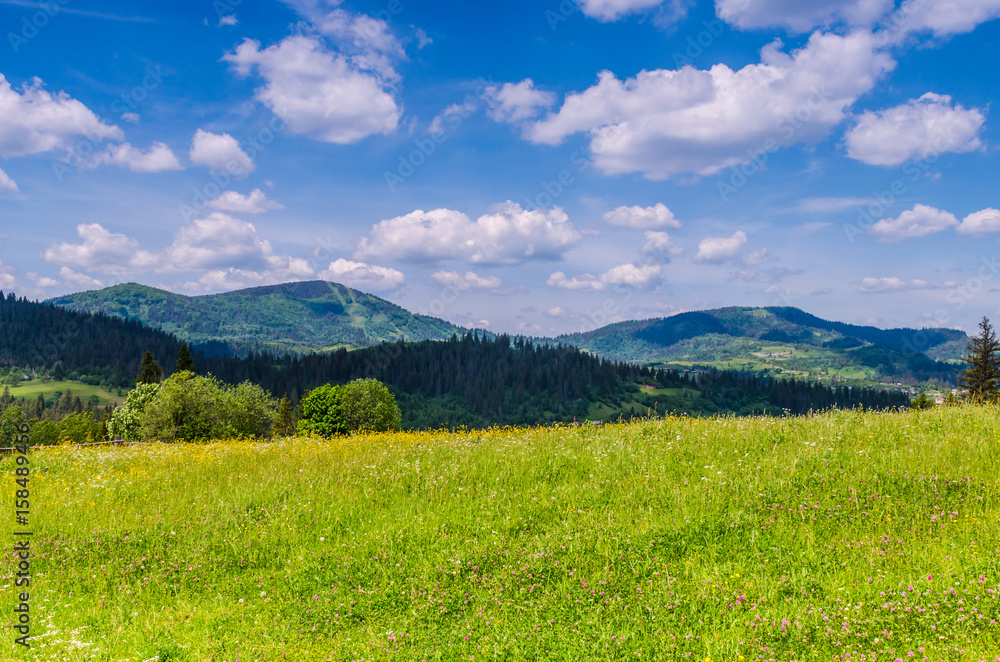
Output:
[[176, 342, 195, 373], [1, 405, 26, 443], [297, 384, 346, 437], [910, 392, 934, 410], [339, 379, 401, 432], [958, 317, 1000, 403], [30, 412, 102, 445], [136, 351, 163, 385], [107, 382, 162, 441], [274, 396, 296, 437], [222, 380, 278, 439], [138, 371, 277, 442]]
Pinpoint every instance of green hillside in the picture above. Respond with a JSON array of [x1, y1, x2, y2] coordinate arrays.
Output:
[[47, 280, 465, 354], [556, 306, 967, 387]]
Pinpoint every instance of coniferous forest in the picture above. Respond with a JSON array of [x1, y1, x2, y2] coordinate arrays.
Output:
[[0, 291, 910, 431]]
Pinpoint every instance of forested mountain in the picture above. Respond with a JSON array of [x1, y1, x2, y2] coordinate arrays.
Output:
[[1, 292, 909, 429], [48, 281, 465, 354], [555, 306, 967, 386]]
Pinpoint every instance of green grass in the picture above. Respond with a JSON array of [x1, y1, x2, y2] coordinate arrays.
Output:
[[3, 406, 1000, 660], [5, 380, 125, 406]]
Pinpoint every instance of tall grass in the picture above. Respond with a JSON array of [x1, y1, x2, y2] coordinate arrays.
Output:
[[3, 405, 999, 661]]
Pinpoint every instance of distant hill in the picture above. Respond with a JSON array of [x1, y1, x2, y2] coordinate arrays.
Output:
[[555, 306, 968, 387], [48, 281, 466, 355]]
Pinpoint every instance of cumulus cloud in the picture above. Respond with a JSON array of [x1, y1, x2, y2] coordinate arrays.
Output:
[[716, 0, 894, 32], [0, 261, 15, 289], [845, 93, 984, 166], [0, 74, 123, 158], [207, 189, 284, 214], [189, 129, 254, 177], [223, 35, 401, 144], [523, 31, 894, 179], [219, 14, 238, 26], [0, 168, 18, 193], [889, 0, 1000, 39], [641, 231, 683, 259], [318, 258, 405, 292], [578, 0, 678, 21], [432, 271, 503, 291], [283, 0, 406, 80], [956, 208, 1000, 236], [91, 141, 183, 173], [356, 202, 581, 265], [603, 203, 681, 230], [58, 266, 104, 289], [695, 231, 747, 263], [163, 213, 293, 272], [42, 223, 158, 274], [868, 204, 958, 242], [858, 276, 930, 293], [548, 263, 663, 291], [485, 80, 556, 124], [43, 215, 315, 290]]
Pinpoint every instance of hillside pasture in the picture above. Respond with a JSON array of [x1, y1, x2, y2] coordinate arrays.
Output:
[[2, 406, 999, 660]]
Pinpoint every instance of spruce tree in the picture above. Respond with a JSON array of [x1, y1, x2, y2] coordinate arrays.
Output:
[[136, 351, 163, 385], [176, 342, 195, 373], [958, 316, 1000, 403], [274, 396, 296, 437]]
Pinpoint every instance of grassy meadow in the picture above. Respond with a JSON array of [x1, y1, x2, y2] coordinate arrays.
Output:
[[3, 405, 1000, 661], [5, 380, 125, 408]]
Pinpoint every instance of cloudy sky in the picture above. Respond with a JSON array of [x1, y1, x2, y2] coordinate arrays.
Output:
[[1, 0, 999, 336]]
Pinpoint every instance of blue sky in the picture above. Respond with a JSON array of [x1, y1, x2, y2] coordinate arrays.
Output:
[[1, 0, 999, 336]]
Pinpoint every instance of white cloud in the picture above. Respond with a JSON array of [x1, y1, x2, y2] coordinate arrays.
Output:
[[356, 202, 581, 265], [578, 0, 674, 21], [121, 112, 140, 123], [219, 14, 238, 26], [548, 263, 663, 291], [223, 35, 401, 144], [485, 80, 556, 124], [744, 248, 774, 266], [58, 267, 104, 289], [43, 216, 315, 290], [189, 129, 254, 177], [207, 189, 284, 214], [0, 74, 123, 158], [318, 258, 405, 292], [544, 306, 567, 318], [0, 167, 18, 193], [42, 223, 158, 274], [956, 208, 1000, 236], [432, 271, 503, 290], [0, 261, 15, 289], [889, 0, 1000, 38], [641, 231, 683, 258], [92, 141, 183, 173], [858, 276, 930, 293], [716, 0, 894, 32], [845, 93, 984, 166], [603, 203, 681, 230], [868, 204, 958, 242], [163, 213, 287, 272], [695, 230, 747, 263], [524, 31, 894, 179]]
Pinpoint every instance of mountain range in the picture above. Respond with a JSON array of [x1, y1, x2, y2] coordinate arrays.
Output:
[[48, 281, 464, 355], [48, 281, 969, 387]]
